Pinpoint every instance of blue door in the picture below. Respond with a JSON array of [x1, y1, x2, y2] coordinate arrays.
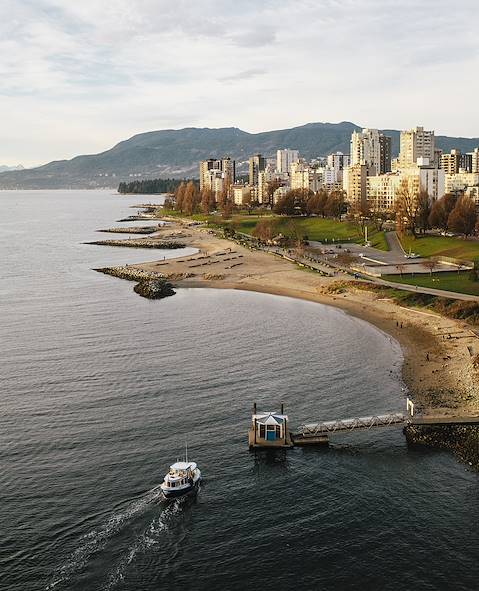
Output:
[[267, 430, 276, 441]]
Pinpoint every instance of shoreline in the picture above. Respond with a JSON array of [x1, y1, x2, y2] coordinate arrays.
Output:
[[98, 218, 479, 419]]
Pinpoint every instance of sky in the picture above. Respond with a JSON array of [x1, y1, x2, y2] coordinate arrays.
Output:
[[1, 0, 478, 167]]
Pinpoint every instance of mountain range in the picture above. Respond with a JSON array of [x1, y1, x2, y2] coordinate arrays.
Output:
[[0, 164, 24, 173], [1, 122, 478, 190]]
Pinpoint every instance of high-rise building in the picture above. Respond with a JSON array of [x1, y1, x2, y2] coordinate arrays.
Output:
[[199, 157, 235, 195], [398, 126, 436, 167], [343, 164, 368, 205], [441, 149, 462, 174], [350, 129, 391, 175], [327, 152, 350, 171], [469, 148, 479, 173], [249, 154, 266, 186], [379, 135, 392, 174], [276, 149, 299, 173]]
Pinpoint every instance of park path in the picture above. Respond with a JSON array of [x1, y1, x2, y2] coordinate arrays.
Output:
[[385, 231, 406, 256]]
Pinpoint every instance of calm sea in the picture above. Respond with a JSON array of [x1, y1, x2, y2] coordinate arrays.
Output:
[[1, 190, 477, 591]]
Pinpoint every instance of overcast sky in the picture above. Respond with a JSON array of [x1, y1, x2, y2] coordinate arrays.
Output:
[[1, 0, 478, 166]]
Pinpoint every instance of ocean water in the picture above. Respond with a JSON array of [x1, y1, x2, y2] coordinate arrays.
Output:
[[1, 190, 477, 591]]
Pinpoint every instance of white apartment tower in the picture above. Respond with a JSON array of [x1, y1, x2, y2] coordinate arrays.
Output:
[[350, 129, 382, 174], [276, 149, 299, 174]]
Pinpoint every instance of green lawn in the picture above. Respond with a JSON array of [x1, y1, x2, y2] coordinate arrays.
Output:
[[400, 234, 479, 263], [221, 216, 389, 251], [383, 271, 479, 296]]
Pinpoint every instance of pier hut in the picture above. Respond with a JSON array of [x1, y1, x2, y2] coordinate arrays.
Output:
[[248, 403, 293, 448]]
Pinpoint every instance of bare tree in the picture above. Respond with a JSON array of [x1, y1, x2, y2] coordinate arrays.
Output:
[[252, 218, 279, 242], [183, 181, 200, 215], [200, 188, 216, 214], [174, 181, 187, 212], [324, 190, 346, 221], [424, 260, 438, 276], [395, 263, 406, 277], [395, 180, 421, 236]]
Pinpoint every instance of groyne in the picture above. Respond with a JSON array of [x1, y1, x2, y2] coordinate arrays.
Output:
[[86, 239, 185, 249], [97, 226, 159, 234]]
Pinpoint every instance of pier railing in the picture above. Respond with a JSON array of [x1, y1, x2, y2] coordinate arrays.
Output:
[[296, 413, 407, 437]]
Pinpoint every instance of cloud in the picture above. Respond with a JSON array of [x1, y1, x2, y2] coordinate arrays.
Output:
[[0, 0, 478, 166], [219, 68, 268, 83]]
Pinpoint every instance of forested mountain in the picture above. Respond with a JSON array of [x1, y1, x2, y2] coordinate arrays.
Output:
[[1, 122, 478, 189]]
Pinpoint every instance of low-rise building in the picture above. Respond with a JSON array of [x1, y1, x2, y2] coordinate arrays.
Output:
[[445, 172, 479, 196]]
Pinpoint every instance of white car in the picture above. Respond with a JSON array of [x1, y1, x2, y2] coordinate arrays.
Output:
[[404, 253, 420, 259]]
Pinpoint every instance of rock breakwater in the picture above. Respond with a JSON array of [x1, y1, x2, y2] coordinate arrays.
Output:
[[134, 279, 176, 299], [405, 424, 479, 470], [97, 226, 159, 234], [87, 238, 185, 249]]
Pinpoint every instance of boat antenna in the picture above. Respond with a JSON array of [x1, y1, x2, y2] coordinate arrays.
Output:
[[185, 438, 188, 463]]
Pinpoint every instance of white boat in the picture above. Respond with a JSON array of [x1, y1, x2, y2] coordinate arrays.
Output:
[[160, 460, 201, 499]]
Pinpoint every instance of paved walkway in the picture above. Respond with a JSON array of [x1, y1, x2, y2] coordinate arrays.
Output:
[[385, 231, 406, 256]]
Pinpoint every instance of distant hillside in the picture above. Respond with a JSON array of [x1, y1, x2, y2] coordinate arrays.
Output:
[[0, 164, 24, 173], [1, 123, 478, 189]]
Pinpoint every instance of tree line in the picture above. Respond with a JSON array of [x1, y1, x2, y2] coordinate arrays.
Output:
[[118, 178, 193, 194], [394, 180, 479, 237]]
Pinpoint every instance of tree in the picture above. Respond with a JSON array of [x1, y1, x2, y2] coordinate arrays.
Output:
[[200, 188, 216, 214], [183, 180, 200, 215], [395, 180, 421, 236], [424, 260, 438, 276], [447, 195, 477, 237], [417, 190, 431, 235], [395, 263, 406, 277], [324, 190, 345, 220], [174, 182, 187, 212], [428, 193, 458, 233], [273, 189, 308, 216], [221, 200, 233, 219], [347, 199, 371, 235], [265, 179, 283, 209], [252, 218, 280, 242]]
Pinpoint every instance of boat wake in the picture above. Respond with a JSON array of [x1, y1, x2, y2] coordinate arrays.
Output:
[[45, 486, 164, 590], [102, 497, 189, 590]]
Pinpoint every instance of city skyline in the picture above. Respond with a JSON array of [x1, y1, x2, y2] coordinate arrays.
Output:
[[1, 0, 478, 167]]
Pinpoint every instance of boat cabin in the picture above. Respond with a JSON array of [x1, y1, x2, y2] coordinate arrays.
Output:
[[163, 461, 195, 489]]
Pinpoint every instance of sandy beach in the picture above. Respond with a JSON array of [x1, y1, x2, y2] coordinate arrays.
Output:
[[121, 219, 479, 418]]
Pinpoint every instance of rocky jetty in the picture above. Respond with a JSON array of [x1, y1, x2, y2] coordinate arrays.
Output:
[[405, 424, 479, 470], [86, 238, 185, 249], [95, 266, 166, 281], [97, 226, 159, 234], [133, 279, 176, 299]]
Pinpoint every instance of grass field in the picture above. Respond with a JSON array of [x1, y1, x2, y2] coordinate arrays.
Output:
[[400, 234, 479, 262], [224, 216, 389, 251], [161, 208, 389, 251], [383, 271, 479, 296]]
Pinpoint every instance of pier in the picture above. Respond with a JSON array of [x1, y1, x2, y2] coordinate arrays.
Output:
[[249, 400, 479, 448]]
